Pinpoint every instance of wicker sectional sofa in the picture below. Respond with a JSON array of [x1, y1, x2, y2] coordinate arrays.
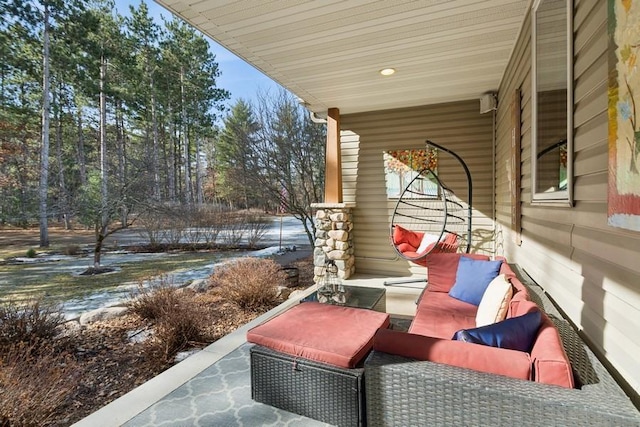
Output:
[[365, 253, 640, 426]]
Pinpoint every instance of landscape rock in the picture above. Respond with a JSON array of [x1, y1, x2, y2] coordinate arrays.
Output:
[[80, 306, 129, 326], [56, 320, 82, 338], [276, 285, 292, 299], [187, 279, 209, 293]]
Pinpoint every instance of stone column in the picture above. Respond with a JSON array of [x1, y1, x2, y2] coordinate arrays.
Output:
[[311, 203, 355, 283]]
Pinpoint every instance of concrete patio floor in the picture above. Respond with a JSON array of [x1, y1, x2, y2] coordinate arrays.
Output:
[[72, 275, 422, 427]]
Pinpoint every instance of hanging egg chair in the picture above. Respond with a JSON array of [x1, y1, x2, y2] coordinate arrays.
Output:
[[385, 140, 472, 285]]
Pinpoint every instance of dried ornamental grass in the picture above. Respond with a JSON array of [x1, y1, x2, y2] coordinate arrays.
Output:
[[209, 257, 287, 311], [0, 342, 80, 427], [0, 298, 65, 348]]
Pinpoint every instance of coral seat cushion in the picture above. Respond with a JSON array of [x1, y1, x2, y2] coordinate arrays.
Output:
[[418, 291, 480, 317], [409, 307, 476, 340], [530, 312, 575, 388], [246, 302, 390, 368], [373, 328, 532, 380]]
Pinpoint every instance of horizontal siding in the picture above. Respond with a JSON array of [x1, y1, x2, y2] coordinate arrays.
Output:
[[341, 131, 360, 204], [341, 100, 495, 278], [496, 0, 640, 400]]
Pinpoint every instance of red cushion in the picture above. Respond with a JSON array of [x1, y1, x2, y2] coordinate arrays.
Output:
[[392, 225, 423, 249], [399, 250, 429, 267], [396, 242, 416, 254], [512, 299, 539, 317], [411, 291, 478, 338], [246, 302, 390, 368], [417, 291, 479, 317], [425, 253, 490, 292], [508, 300, 574, 388], [373, 328, 532, 380], [409, 307, 476, 339], [531, 313, 575, 388], [507, 290, 531, 318]]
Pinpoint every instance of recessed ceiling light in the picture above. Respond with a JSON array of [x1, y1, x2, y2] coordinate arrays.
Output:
[[379, 68, 396, 76]]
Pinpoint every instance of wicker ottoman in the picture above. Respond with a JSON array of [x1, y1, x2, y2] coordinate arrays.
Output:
[[247, 302, 390, 426]]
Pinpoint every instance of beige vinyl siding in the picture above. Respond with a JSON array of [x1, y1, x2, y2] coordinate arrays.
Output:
[[341, 131, 360, 203], [495, 0, 640, 400], [341, 100, 494, 278]]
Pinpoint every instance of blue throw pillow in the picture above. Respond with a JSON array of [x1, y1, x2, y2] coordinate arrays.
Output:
[[452, 310, 542, 352], [448, 258, 503, 305]]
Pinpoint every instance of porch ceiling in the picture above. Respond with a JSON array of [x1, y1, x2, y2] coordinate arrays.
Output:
[[155, 0, 529, 115]]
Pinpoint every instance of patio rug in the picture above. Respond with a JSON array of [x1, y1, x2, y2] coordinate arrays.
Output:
[[124, 342, 332, 427], [124, 317, 409, 427]]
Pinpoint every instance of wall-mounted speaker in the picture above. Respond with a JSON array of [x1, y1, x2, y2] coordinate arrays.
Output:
[[480, 92, 497, 114]]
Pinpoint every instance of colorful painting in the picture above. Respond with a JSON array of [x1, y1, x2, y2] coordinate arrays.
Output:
[[383, 149, 437, 199], [608, 0, 640, 231]]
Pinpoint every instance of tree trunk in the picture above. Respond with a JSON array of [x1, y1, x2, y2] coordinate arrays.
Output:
[[116, 99, 127, 226], [167, 103, 176, 201], [97, 54, 108, 266], [195, 136, 203, 204], [93, 224, 105, 268], [76, 103, 87, 187], [55, 86, 71, 230], [151, 76, 160, 200], [38, 4, 51, 247], [180, 68, 191, 204]]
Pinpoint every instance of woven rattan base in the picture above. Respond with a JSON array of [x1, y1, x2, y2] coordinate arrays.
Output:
[[250, 345, 366, 427]]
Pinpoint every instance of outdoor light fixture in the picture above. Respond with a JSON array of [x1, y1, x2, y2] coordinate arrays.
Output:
[[379, 68, 396, 76]]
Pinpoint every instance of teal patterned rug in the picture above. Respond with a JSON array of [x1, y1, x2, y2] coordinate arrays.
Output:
[[125, 316, 411, 426], [124, 343, 331, 427]]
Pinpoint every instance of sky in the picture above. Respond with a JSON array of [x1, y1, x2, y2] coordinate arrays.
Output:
[[113, 0, 284, 110]]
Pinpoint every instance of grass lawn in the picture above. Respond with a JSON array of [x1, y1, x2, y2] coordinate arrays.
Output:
[[0, 251, 221, 303]]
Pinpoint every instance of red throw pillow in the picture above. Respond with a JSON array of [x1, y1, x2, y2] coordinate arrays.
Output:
[[392, 225, 422, 249]]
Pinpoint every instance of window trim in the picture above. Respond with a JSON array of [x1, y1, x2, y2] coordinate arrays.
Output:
[[531, 0, 574, 206]]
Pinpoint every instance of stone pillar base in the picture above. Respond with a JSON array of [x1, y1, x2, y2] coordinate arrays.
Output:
[[311, 203, 356, 283]]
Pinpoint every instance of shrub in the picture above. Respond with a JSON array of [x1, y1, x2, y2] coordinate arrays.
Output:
[[218, 213, 245, 247], [0, 299, 65, 348], [0, 342, 79, 426], [196, 206, 223, 246], [245, 213, 270, 248], [129, 278, 179, 321], [209, 257, 287, 311], [63, 244, 80, 255], [25, 248, 36, 258], [153, 306, 203, 361], [129, 280, 204, 362]]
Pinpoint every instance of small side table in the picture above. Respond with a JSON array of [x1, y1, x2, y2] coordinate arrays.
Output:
[[302, 285, 386, 313]]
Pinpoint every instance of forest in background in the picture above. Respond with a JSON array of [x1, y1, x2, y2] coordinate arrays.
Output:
[[0, 0, 326, 253]]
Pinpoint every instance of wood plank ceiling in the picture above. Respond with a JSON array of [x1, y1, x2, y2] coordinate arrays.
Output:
[[155, 0, 530, 115]]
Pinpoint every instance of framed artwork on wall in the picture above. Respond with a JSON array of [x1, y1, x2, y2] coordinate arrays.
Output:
[[608, 0, 640, 231]]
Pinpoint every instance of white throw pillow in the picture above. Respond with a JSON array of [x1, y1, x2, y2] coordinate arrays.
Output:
[[475, 274, 513, 327], [416, 233, 439, 254]]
